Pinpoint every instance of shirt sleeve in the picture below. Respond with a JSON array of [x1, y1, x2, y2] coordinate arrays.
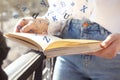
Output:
[[43, 0, 95, 35]]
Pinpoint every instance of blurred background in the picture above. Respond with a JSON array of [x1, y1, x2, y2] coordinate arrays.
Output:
[[0, 0, 49, 69]]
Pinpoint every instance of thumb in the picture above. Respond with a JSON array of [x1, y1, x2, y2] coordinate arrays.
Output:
[[101, 34, 114, 48]]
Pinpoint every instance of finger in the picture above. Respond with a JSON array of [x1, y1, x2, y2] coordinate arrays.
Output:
[[93, 44, 117, 59], [14, 19, 29, 32], [20, 20, 35, 33], [101, 34, 115, 48], [23, 19, 48, 34]]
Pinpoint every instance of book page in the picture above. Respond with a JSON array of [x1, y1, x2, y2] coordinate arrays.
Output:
[[5, 33, 61, 51], [7, 37, 39, 50], [46, 39, 101, 50], [45, 42, 102, 57]]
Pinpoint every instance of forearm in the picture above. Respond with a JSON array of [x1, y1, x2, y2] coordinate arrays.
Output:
[[39, 14, 68, 36]]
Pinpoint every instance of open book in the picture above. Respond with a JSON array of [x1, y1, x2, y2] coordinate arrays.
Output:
[[5, 33, 102, 58]]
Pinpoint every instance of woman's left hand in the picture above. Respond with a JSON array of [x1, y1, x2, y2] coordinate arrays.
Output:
[[92, 33, 120, 59]]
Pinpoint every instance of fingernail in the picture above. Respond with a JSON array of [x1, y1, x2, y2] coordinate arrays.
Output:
[[100, 42, 107, 48], [17, 25, 22, 30]]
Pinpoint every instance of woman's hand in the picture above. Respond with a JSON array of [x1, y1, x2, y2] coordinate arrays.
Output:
[[14, 17, 49, 34], [92, 33, 120, 59]]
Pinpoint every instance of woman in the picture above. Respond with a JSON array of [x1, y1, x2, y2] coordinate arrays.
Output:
[[14, 0, 120, 80]]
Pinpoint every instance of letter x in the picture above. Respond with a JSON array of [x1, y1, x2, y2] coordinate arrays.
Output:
[[80, 5, 88, 13]]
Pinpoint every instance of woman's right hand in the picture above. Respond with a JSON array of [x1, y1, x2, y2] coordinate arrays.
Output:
[[14, 17, 49, 34]]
